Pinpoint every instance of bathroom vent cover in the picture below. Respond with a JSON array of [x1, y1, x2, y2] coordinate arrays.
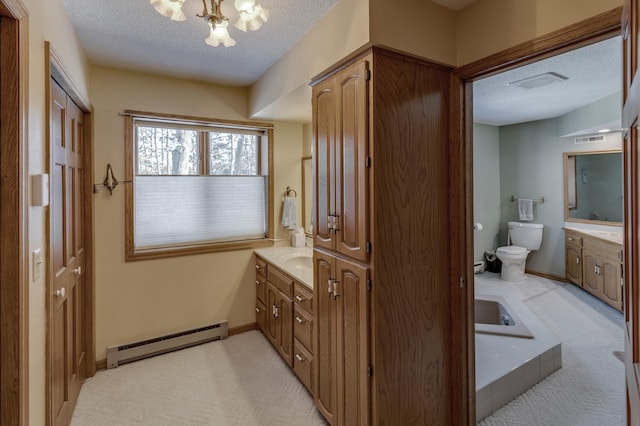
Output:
[[575, 135, 606, 144], [508, 72, 569, 90]]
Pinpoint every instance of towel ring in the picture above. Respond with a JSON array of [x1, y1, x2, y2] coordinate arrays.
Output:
[[285, 186, 297, 197]]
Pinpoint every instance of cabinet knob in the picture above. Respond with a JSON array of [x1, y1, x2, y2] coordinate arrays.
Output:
[[576, 257, 580, 264], [255, 265, 260, 270], [295, 353, 305, 362], [255, 307, 260, 313], [295, 295, 303, 302], [567, 237, 573, 241], [295, 316, 305, 324], [256, 280, 261, 285], [73, 266, 82, 276], [55, 287, 66, 298]]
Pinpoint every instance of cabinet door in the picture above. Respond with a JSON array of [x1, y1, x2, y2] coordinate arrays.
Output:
[[314, 250, 337, 424], [602, 258, 623, 311], [277, 290, 293, 367], [334, 60, 370, 262], [565, 245, 582, 286], [265, 282, 279, 346], [582, 249, 601, 297], [313, 78, 336, 251], [335, 257, 370, 426]]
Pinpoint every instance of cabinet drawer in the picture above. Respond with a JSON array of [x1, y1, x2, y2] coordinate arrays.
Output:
[[293, 340, 313, 393], [293, 282, 313, 314], [255, 257, 267, 279], [584, 238, 622, 262], [294, 305, 313, 352], [256, 274, 266, 304], [256, 299, 267, 333], [268, 266, 294, 296], [565, 233, 582, 247]]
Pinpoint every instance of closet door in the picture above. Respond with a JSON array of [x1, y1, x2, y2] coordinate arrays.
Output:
[[50, 78, 86, 426]]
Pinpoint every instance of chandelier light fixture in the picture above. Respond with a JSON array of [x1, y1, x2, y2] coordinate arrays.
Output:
[[150, 0, 270, 48]]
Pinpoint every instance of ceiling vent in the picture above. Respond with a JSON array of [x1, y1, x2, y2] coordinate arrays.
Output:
[[575, 135, 606, 144], [508, 72, 569, 90]]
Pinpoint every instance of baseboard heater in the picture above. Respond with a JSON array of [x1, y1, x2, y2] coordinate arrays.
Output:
[[106, 321, 228, 369]]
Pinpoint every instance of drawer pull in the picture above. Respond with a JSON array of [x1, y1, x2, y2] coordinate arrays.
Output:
[[295, 295, 304, 302], [295, 353, 305, 362], [295, 316, 305, 324]]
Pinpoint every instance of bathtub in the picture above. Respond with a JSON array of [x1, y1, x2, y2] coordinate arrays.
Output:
[[475, 294, 534, 339]]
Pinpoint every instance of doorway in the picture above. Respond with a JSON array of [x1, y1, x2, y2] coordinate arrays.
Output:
[[453, 6, 623, 424], [0, 1, 28, 424]]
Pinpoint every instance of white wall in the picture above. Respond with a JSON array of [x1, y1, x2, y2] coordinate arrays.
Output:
[[499, 120, 621, 277], [473, 124, 501, 262]]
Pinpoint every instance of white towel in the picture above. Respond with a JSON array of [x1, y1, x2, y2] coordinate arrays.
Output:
[[518, 198, 534, 221], [281, 196, 298, 230]]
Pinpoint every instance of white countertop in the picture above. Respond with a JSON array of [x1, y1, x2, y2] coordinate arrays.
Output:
[[254, 245, 313, 289], [563, 226, 623, 245]]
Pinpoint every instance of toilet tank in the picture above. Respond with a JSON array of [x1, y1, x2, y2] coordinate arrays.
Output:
[[508, 222, 544, 250]]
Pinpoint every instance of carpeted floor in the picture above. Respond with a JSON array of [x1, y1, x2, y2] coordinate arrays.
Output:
[[477, 273, 625, 426], [71, 331, 327, 425], [72, 274, 625, 425]]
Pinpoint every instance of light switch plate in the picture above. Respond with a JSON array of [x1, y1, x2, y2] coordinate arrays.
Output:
[[32, 248, 42, 281]]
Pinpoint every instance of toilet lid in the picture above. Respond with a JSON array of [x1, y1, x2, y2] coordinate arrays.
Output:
[[497, 246, 528, 255]]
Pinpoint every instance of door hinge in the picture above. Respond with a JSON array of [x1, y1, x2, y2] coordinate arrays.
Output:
[[365, 70, 371, 81], [367, 279, 372, 290], [365, 157, 372, 167], [366, 242, 372, 253], [367, 366, 373, 377], [459, 277, 466, 288]]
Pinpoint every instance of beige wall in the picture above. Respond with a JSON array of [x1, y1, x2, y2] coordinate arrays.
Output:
[[18, 0, 92, 424], [91, 66, 303, 361], [456, 0, 623, 65], [369, 0, 456, 66]]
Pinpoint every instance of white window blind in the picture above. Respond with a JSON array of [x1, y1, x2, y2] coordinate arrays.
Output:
[[134, 175, 267, 249]]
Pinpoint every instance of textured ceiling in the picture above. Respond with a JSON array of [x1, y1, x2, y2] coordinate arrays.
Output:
[[63, 0, 340, 87], [473, 36, 621, 127], [64, 1, 620, 126]]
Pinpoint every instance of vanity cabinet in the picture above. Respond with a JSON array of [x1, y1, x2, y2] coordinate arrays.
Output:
[[254, 255, 315, 389], [312, 47, 455, 424], [564, 229, 623, 311]]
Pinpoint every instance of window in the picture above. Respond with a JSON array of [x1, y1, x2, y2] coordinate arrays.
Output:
[[125, 111, 273, 260]]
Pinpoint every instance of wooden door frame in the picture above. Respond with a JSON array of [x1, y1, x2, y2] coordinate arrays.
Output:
[[45, 42, 96, 425], [451, 7, 622, 424], [0, 0, 28, 425]]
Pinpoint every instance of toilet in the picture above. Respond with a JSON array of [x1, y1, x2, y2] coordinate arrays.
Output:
[[496, 222, 544, 282]]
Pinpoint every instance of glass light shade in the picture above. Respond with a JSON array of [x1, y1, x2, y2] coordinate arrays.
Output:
[[234, 0, 256, 12], [234, 4, 269, 32], [150, 0, 186, 21], [205, 21, 237, 47]]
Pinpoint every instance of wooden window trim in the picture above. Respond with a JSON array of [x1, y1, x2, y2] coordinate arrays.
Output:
[[124, 110, 274, 261]]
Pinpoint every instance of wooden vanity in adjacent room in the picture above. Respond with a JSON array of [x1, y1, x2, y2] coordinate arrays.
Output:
[[564, 227, 623, 311]]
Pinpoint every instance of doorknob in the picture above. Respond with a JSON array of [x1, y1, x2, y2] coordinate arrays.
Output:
[[55, 287, 66, 298]]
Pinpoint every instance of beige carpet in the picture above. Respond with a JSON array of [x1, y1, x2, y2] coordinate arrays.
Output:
[[71, 331, 327, 425]]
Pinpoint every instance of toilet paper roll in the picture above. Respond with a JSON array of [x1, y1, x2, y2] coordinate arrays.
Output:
[[473, 223, 483, 231]]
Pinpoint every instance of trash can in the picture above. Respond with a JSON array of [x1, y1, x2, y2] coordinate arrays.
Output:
[[484, 251, 502, 273]]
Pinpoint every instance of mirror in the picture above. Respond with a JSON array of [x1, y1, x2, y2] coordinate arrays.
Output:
[[564, 150, 622, 225], [302, 156, 312, 235]]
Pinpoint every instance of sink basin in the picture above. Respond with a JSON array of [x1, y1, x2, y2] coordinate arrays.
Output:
[[283, 255, 313, 269]]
